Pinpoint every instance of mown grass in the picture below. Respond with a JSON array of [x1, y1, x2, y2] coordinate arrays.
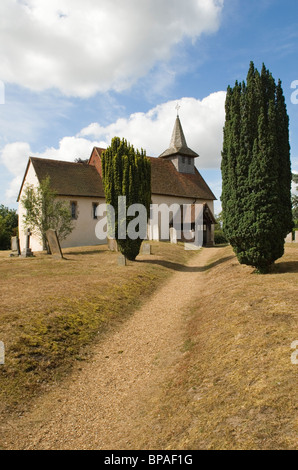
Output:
[[137, 244, 298, 450], [0, 242, 194, 414]]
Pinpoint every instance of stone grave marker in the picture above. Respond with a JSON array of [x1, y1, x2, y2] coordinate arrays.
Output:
[[46, 229, 64, 259], [118, 253, 127, 266], [0, 341, 4, 365], [170, 227, 177, 244], [21, 228, 34, 257], [142, 242, 151, 254], [10, 236, 20, 257]]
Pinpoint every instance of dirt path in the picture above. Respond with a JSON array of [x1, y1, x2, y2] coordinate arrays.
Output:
[[1, 247, 222, 450]]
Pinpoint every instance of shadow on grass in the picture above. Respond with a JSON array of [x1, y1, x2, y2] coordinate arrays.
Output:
[[273, 261, 298, 274], [62, 249, 108, 257], [137, 254, 235, 273]]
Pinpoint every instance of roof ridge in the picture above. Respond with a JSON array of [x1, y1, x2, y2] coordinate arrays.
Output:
[[30, 157, 86, 166]]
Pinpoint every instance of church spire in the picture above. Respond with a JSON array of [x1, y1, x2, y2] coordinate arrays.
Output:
[[159, 115, 199, 159], [169, 115, 188, 151]]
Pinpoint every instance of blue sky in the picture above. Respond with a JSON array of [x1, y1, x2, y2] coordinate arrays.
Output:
[[0, 0, 298, 215]]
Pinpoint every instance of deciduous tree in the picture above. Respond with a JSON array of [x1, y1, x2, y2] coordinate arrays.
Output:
[[0, 205, 18, 250], [21, 177, 74, 253]]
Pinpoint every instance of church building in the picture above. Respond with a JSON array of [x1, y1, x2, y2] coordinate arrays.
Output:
[[17, 116, 216, 252]]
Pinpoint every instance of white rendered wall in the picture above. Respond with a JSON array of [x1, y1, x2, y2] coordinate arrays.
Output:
[[148, 194, 214, 241], [18, 162, 44, 252], [59, 197, 106, 249], [18, 164, 107, 252], [18, 163, 215, 251]]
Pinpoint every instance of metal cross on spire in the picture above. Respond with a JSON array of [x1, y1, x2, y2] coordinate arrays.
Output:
[[175, 102, 181, 117]]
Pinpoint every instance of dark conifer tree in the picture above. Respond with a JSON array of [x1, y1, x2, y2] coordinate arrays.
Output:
[[221, 62, 293, 273], [101, 137, 151, 261]]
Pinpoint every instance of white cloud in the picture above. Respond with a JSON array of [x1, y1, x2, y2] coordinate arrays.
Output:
[[34, 136, 105, 162], [1, 142, 32, 204], [0, 0, 224, 97], [1, 136, 102, 175], [1, 91, 226, 204], [5, 175, 24, 204], [1, 142, 32, 177], [79, 92, 226, 166], [1, 137, 102, 204]]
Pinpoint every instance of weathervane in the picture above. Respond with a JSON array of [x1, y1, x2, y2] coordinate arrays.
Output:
[[175, 102, 181, 117]]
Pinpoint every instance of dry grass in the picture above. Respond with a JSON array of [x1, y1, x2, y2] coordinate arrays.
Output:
[[137, 244, 298, 450], [0, 242, 194, 414], [1, 243, 297, 450]]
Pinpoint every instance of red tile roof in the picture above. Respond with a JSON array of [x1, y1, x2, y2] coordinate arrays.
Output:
[[18, 151, 216, 202], [18, 157, 105, 201], [148, 156, 216, 200], [93, 147, 215, 200]]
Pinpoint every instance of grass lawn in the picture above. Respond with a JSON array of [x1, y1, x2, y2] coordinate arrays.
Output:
[[0, 242, 297, 450], [0, 242, 194, 414], [143, 243, 298, 450]]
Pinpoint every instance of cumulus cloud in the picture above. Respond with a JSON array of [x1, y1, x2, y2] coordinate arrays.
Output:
[[1, 138, 98, 177], [0, 0, 224, 97], [79, 92, 226, 166], [1, 142, 32, 203], [1, 137, 102, 203], [34, 136, 105, 162], [1, 142, 32, 177], [1, 91, 226, 204]]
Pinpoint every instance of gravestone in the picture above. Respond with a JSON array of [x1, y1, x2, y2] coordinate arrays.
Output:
[[285, 233, 293, 243], [118, 253, 127, 266], [108, 237, 118, 252], [142, 243, 151, 255], [46, 229, 63, 259], [10, 236, 20, 257], [169, 227, 177, 244], [0, 341, 4, 365], [21, 228, 33, 257], [184, 241, 202, 251]]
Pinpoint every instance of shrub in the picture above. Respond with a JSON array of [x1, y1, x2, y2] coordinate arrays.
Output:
[[214, 230, 228, 245]]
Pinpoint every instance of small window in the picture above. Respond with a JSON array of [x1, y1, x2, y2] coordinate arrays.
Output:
[[182, 156, 185, 164], [93, 202, 99, 219], [188, 157, 191, 165], [70, 201, 78, 220]]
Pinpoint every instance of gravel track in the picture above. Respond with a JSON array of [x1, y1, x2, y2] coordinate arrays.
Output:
[[1, 247, 221, 450]]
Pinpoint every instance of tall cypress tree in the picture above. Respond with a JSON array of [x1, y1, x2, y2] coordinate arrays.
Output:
[[101, 137, 151, 261], [221, 62, 293, 273], [292, 173, 298, 222]]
